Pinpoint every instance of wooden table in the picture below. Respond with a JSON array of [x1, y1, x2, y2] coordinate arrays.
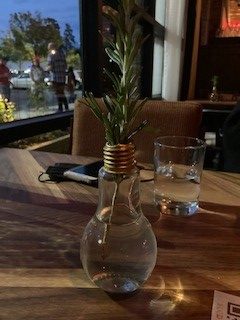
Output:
[[0, 148, 240, 319]]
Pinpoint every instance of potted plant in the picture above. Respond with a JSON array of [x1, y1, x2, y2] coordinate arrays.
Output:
[[80, 0, 157, 294]]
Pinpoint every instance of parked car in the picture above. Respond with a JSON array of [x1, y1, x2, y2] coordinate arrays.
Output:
[[10, 72, 50, 89], [10, 73, 31, 89], [10, 70, 82, 90]]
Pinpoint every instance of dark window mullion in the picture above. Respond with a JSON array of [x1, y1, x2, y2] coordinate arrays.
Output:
[[141, 25, 154, 97], [81, 0, 103, 96], [140, 0, 155, 97]]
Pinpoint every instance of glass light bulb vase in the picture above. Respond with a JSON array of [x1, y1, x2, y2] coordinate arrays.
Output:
[[80, 143, 157, 294]]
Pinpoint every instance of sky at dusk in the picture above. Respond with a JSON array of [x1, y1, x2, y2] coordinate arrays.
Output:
[[0, 0, 81, 46]]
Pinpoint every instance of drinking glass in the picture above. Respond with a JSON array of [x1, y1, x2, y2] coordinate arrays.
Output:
[[154, 136, 206, 216]]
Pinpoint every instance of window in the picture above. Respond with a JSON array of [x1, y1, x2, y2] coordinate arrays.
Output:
[[0, 0, 82, 123]]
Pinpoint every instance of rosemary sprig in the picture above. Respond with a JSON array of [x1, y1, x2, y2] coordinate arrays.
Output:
[[84, 0, 147, 145]]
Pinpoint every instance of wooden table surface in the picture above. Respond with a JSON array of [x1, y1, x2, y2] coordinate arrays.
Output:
[[0, 148, 240, 320]]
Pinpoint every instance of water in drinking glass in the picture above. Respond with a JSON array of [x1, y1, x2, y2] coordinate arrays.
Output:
[[154, 163, 201, 216], [154, 136, 206, 216]]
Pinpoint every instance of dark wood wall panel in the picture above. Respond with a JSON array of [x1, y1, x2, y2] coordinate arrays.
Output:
[[196, 38, 240, 98]]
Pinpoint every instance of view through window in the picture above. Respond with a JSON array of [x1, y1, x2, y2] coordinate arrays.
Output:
[[152, 0, 166, 97], [0, 0, 82, 123]]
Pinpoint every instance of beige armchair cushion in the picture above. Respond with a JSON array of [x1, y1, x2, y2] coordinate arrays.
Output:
[[72, 99, 202, 163]]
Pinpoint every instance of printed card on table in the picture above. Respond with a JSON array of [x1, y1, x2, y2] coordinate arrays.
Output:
[[211, 291, 240, 320]]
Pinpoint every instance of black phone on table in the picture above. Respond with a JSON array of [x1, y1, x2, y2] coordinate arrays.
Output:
[[63, 160, 104, 186]]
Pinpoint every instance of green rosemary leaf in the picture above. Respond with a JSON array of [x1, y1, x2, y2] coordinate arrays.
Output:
[[123, 0, 135, 14], [103, 95, 115, 114], [115, 33, 124, 57], [131, 98, 148, 120], [110, 28, 125, 49], [105, 47, 123, 68], [103, 39, 116, 51], [104, 69, 120, 92], [103, 11, 125, 44], [129, 86, 138, 98], [84, 93, 104, 121], [129, 12, 143, 35], [114, 123, 121, 143], [127, 34, 142, 68], [102, 114, 114, 141]]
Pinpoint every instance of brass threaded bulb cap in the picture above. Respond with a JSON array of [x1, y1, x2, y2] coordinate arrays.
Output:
[[103, 143, 136, 174]]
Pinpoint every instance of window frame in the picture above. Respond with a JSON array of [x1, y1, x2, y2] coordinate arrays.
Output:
[[0, 111, 73, 146]]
